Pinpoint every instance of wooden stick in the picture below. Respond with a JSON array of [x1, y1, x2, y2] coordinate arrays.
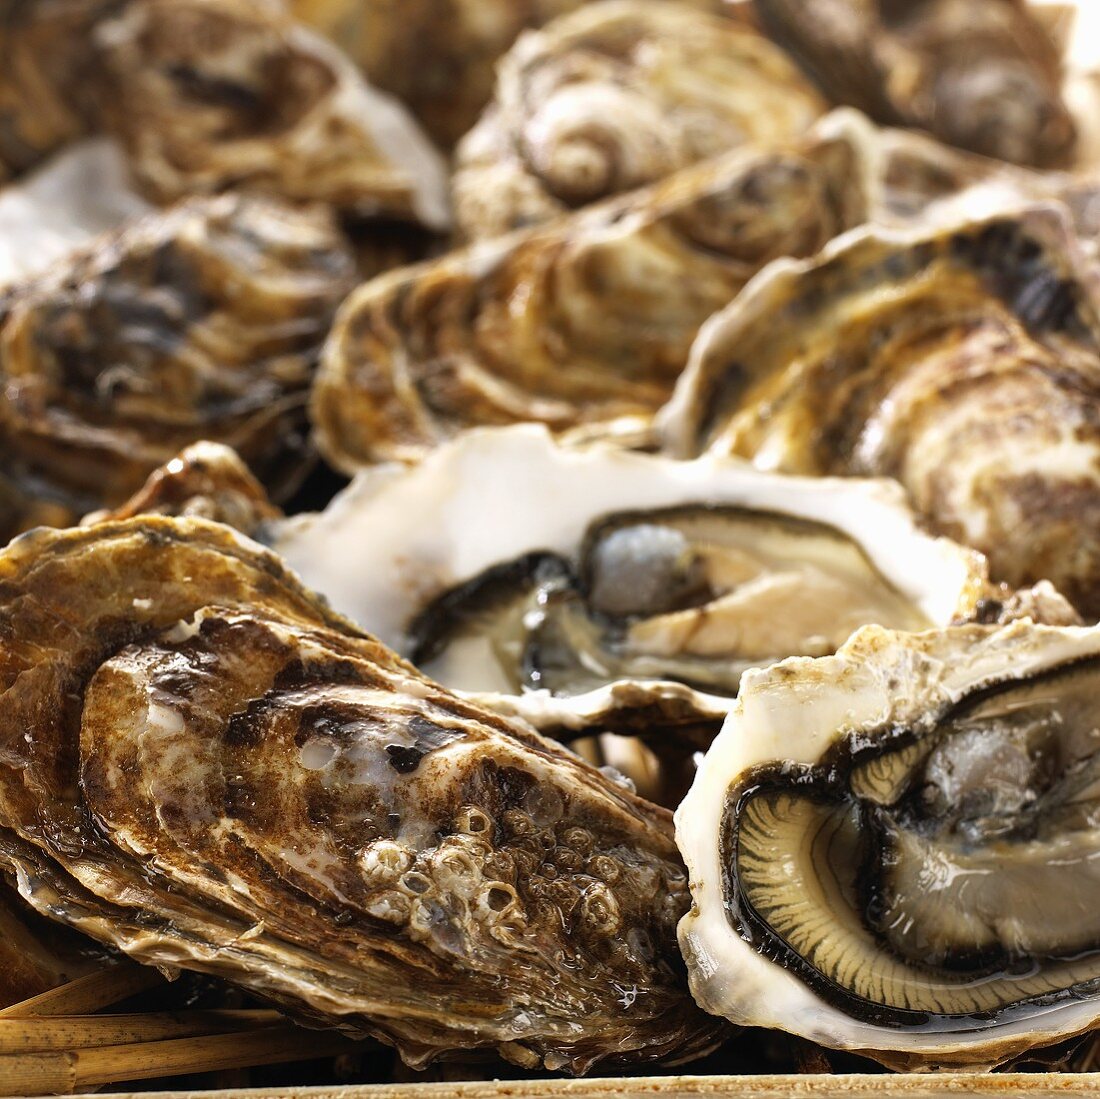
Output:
[[0, 1009, 284, 1052], [0, 1024, 362, 1096], [0, 965, 165, 1019]]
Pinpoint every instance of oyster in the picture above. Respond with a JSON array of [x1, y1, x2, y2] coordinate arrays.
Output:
[[678, 619, 1100, 1069], [754, 0, 1076, 168], [87, 442, 283, 537], [289, 0, 586, 149], [0, 192, 355, 543], [92, 0, 450, 229], [452, 0, 826, 240], [275, 425, 1006, 745], [312, 118, 865, 470], [662, 207, 1100, 619], [0, 516, 723, 1070]]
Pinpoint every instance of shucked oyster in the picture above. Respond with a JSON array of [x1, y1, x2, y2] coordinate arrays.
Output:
[[663, 207, 1100, 619], [275, 426, 1009, 746], [755, 0, 1076, 168], [452, 0, 826, 240], [312, 118, 865, 470], [92, 0, 450, 229], [678, 620, 1100, 1069], [289, 0, 586, 149], [0, 193, 355, 543], [0, 516, 722, 1070]]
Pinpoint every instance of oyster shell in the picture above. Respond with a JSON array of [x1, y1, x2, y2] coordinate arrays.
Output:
[[452, 0, 826, 240], [0, 192, 355, 543], [0, 515, 723, 1070], [754, 0, 1076, 168], [312, 118, 865, 470], [274, 425, 1008, 745], [678, 619, 1100, 1070], [662, 206, 1100, 618], [92, 0, 450, 229]]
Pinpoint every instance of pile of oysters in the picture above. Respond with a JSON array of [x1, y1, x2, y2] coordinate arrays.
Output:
[[3, 0, 1100, 1080]]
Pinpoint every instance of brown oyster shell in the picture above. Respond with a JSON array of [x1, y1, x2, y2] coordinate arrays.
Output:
[[755, 0, 1076, 168], [92, 0, 450, 228], [662, 206, 1100, 618], [0, 516, 723, 1071], [0, 192, 355, 542], [312, 120, 865, 470], [452, 0, 826, 240]]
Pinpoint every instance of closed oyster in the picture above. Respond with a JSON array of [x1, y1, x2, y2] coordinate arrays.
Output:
[[452, 0, 826, 240], [0, 516, 722, 1070], [289, 0, 585, 149], [87, 442, 283, 537], [312, 119, 864, 470], [274, 425, 1004, 746], [663, 207, 1100, 618], [0, 192, 355, 543], [754, 0, 1076, 168], [92, 0, 450, 229], [678, 619, 1100, 1069]]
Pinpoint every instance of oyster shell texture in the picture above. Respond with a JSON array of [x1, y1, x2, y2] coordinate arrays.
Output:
[[452, 1, 827, 240], [678, 619, 1100, 1070], [0, 516, 724, 1070], [312, 116, 867, 471], [755, 0, 1076, 168], [663, 206, 1100, 619], [274, 425, 1018, 750], [0, 192, 355, 544]]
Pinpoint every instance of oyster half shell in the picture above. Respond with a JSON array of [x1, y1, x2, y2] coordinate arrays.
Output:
[[663, 206, 1100, 618], [0, 516, 723, 1071], [755, 0, 1076, 168], [275, 425, 1008, 742], [452, 0, 826, 240], [312, 117, 866, 470], [678, 619, 1100, 1070], [0, 192, 355, 543]]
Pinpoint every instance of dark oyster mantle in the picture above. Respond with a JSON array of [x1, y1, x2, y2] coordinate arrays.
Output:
[[0, 516, 722, 1071]]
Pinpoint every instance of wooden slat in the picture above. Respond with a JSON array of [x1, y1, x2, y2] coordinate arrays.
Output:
[[0, 966, 166, 1019]]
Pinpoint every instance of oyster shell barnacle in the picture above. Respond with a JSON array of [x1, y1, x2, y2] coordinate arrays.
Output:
[[663, 206, 1100, 619], [0, 516, 724, 1071], [678, 620, 1100, 1070]]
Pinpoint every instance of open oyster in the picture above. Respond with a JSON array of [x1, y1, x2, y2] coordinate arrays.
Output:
[[312, 119, 865, 470], [92, 0, 449, 229], [755, 0, 1076, 168], [663, 207, 1100, 619], [0, 516, 723, 1070], [678, 619, 1100, 1069], [0, 192, 355, 543], [275, 426, 1010, 745], [452, 0, 826, 240]]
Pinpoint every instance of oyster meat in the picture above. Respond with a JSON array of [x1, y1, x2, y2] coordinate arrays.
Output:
[[663, 207, 1100, 618], [0, 516, 723, 1070], [452, 0, 826, 240], [678, 620, 1100, 1069], [754, 0, 1076, 168], [312, 117, 865, 470], [275, 425, 1004, 744], [92, 0, 450, 229], [0, 193, 355, 543]]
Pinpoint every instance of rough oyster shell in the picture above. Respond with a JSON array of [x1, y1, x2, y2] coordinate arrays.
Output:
[[0, 515, 723, 1071], [662, 206, 1100, 619], [312, 117, 866, 470], [0, 192, 355, 543], [274, 425, 1016, 745], [755, 0, 1076, 168], [92, 0, 450, 229], [452, 0, 826, 240], [678, 619, 1100, 1070]]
